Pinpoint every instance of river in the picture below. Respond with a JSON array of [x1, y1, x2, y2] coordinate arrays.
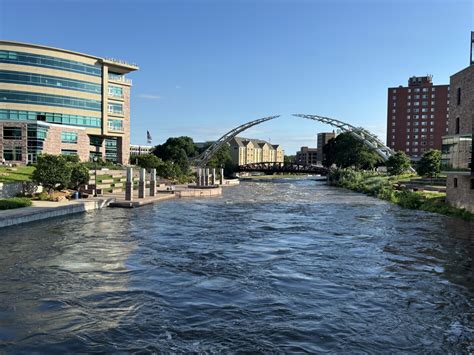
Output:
[[0, 178, 473, 352]]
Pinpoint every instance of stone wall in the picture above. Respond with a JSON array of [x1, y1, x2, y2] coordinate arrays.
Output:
[[446, 174, 474, 213]]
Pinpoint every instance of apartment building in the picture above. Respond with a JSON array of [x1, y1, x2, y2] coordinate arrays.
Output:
[[0, 41, 138, 164], [228, 137, 284, 165], [387, 76, 449, 160], [317, 131, 336, 164], [442, 33, 474, 212], [130, 144, 153, 156], [295, 146, 318, 165]]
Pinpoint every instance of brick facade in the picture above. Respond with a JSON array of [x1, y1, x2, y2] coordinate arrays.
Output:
[[42, 125, 90, 161]]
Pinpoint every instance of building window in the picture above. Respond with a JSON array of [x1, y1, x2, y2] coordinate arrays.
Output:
[[3, 146, 22, 161], [455, 117, 460, 134], [454, 178, 458, 188], [108, 119, 124, 131], [3, 126, 22, 139], [457, 87, 461, 105], [108, 85, 123, 98], [61, 149, 77, 156], [61, 131, 78, 144], [108, 103, 123, 115]]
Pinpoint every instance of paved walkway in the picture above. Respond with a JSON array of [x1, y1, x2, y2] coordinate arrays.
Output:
[[108, 191, 176, 208]]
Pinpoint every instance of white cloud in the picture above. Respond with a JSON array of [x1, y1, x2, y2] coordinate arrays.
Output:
[[137, 94, 162, 100]]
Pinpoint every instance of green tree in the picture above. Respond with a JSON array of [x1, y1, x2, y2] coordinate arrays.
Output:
[[386, 151, 412, 175], [153, 136, 197, 174], [322, 133, 380, 170], [32, 154, 72, 195], [69, 163, 90, 190], [132, 154, 162, 170], [155, 160, 180, 179], [284, 155, 295, 164], [206, 144, 235, 177], [416, 150, 441, 178]]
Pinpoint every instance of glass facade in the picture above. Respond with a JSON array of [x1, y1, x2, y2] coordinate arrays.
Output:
[[105, 137, 118, 162], [27, 124, 49, 163], [0, 90, 101, 111], [441, 134, 473, 172], [61, 131, 78, 144], [0, 70, 101, 94], [0, 50, 102, 76], [61, 149, 78, 156], [0, 109, 101, 128]]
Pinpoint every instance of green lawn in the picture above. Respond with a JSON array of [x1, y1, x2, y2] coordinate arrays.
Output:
[[0, 166, 35, 183]]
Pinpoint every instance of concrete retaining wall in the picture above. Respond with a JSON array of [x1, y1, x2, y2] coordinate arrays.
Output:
[[0, 182, 43, 199], [176, 187, 222, 198]]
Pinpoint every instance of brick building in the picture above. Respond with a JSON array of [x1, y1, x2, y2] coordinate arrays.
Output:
[[295, 146, 318, 165], [317, 131, 336, 164], [387, 76, 449, 160], [442, 33, 474, 213], [0, 41, 138, 165]]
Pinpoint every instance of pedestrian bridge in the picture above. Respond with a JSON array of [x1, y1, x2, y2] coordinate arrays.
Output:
[[236, 162, 329, 175]]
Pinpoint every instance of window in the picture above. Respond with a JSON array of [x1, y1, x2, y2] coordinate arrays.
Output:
[[407, 115, 411, 119], [392, 122, 396, 126], [61, 149, 77, 156], [457, 87, 461, 105], [454, 177, 458, 188], [455, 117, 460, 134], [414, 102, 420, 106], [3, 147, 22, 161], [108, 103, 123, 115], [0, 50, 101, 76], [108, 119, 124, 131], [61, 131, 78, 144], [0, 70, 101, 94], [108, 85, 123, 98], [392, 109, 396, 113], [432, 94, 435, 98], [3, 126, 22, 139], [422, 94, 428, 99], [422, 101, 428, 106], [0, 90, 101, 111], [415, 95, 420, 99]]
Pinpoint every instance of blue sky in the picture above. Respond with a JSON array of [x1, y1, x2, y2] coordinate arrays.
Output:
[[0, 0, 472, 154]]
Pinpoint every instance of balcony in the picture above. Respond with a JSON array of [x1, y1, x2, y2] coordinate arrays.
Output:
[[108, 73, 132, 85]]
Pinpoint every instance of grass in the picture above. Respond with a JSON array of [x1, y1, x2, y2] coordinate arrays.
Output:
[[330, 169, 473, 221], [0, 166, 35, 183], [0, 197, 33, 210]]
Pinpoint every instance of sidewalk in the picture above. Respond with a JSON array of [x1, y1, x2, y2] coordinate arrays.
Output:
[[0, 198, 112, 229]]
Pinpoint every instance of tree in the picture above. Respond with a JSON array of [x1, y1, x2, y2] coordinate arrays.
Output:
[[32, 154, 72, 195], [69, 163, 90, 190], [322, 133, 380, 170], [206, 144, 235, 177], [284, 155, 295, 164], [153, 136, 197, 175], [132, 154, 162, 170], [386, 151, 412, 175], [416, 150, 441, 178]]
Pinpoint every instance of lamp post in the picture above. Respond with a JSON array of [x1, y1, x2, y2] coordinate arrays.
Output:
[[93, 156, 98, 197]]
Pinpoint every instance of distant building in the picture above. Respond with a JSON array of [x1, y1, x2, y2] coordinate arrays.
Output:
[[317, 131, 336, 164], [0, 40, 138, 164], [130, 144, 153, 156], [387, 76, 449, 160], [442, 33, 474, 213], [295, 146, 318, 165], [228, 137, 284, 165]]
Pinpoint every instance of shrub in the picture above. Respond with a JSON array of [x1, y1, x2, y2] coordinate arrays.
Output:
[[386, 151, 412, 175], [0, 197, 32, 210], [397, 191, 424, 209]]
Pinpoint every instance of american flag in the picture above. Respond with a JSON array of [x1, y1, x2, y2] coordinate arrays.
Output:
[[147, 130, 152, 144]]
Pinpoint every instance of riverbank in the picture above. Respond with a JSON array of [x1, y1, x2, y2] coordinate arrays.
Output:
[[239, 174, 314, 180], [329, 169, 473, 221]]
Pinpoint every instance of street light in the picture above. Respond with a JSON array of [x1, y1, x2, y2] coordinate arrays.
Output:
[[93, 156, 98, 197]]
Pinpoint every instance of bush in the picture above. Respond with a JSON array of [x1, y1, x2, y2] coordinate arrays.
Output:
[[0, 197, 32, 210], [396, 190, 424, 209], [386, 151, 412, 175]]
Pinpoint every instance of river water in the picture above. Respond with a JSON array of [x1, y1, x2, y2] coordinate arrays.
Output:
[[0, 178, 473, 352]]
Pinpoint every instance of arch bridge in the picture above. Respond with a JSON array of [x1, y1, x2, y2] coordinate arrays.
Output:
[[190, 113, 410, 171], [236, 162, 329, 175]]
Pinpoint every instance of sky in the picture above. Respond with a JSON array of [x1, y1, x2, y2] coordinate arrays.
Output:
[[0, 0, 473, 154]]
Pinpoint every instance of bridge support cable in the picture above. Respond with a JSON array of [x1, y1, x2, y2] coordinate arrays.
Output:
[[293, 114, 415, 172], [191, 115, 280, 167]]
